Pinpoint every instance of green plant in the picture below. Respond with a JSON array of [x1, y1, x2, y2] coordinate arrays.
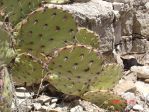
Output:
[[0, 0, 42, 25], [0, 24, 15, 66], [0, 66, 13, 112], [16, 7, 77, 58], [0, 4, 124, 111], [47, 44, 103, 96], [75, 28, 100, 49], [10, 54, 44, 86], [82, 90, 126, 111], [91, 64, 122, 90]]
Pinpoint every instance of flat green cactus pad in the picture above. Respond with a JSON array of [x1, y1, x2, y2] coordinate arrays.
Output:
[[91, 64, 122, 90], [0, 26, 15, 66], [10, 54, 44, 86], [46, 0, 70, 4], [47, 44, 103, 96], [0, 0, 42, 25], [0, 67, 13, 112], [82, 90, 126, 111], [17, 7, 77, 57], [75, 28, 100, 49]]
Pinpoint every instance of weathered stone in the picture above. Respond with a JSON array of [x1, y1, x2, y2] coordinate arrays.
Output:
[[33, 103, 42, 110], [114, 80, 136, 94], [36, 95, 51, 104], [113, 2, 124, 11], [70, 105, 84, 112], [131, 39, 148, 53], [131, 66, 149, 79], [133, 11, 149, 40], [135, 81, 149, 101], [133, 104, 144, 111], [145, 2, 149, 9]]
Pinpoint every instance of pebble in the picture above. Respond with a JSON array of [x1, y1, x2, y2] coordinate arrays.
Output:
[[36, 95, 51, 103], [145, 2, 149, 9], [133, 104, 144, 111], [51, 98, 58, 103], [70, 105, 84, 112], [16, 91, 32, 98], [50, 103, 57, 108], [33, 103, 42, 110], [135, 81, 149, 101]]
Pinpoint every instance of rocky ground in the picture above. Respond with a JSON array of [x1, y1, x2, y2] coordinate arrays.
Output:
[[11, 0, 149, 112]]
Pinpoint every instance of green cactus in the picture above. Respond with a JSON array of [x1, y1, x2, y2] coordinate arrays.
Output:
[[75, 28, 100, 49], [91, 64, 122, 90], [17, 7, 77, 58], [0, 0, 42, 25], [47, 44, 103, 96], [82, 90, 126, 111], [0, 24, 15, 66], [45, 0, 70, 4], [10, 54, 44, 86], [0, 66, 13, 112]]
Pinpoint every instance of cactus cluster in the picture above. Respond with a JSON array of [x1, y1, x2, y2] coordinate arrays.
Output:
[[0, 1, 125, 111]]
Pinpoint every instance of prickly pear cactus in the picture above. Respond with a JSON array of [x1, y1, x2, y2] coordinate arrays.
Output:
[[82, 90, 126, 111], [47, 44, 103, 96], [10, 54, 44, 86], [0, 25, 15, 66], [46, 0, 70, 4], [0, 66, 13, 112], [17, 7, 77, 58], [75, 28, 100, 49], [0, 0, 42, 25], [91, 64, 122, 90]]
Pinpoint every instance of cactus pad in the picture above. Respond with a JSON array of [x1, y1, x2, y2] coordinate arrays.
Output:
[[91, 64, 122, 90], [17, 7, 77, 57], [0, 67, 13, 112], [46, 0, 70, 4], [0, 0, 42, 25], [47, 44, 103, 96], [10, 54, 44, 86], [75, 28, 100, 49], [82, 90, 126, 111], [0, 26, 15, 66]]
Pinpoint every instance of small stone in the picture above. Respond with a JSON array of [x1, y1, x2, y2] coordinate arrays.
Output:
[[51, 98, 58, 103], [113, 2, 124, 11], [36, 95, 51, 103], [135, 81, 149, 101], [33, 103, 42, 110], [145, 2, 149, 9], [50, 103, 57, 108], [144, 79, 149, 83], [16, 87, 27, 92], [131, 66, 149, 79], [16, 92, 32, 98], [70, 105, 84, 112], [122, 92, 136, 106], [114, 80, 136, 94], [133, 104, 144, 111], [45, 102, 50, 106]]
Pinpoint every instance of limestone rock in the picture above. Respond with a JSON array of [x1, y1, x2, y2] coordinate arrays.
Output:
[[131, 66, 149, 79], [70, 105, 84, 112], [145, 2, 149, 9], [133, 11, 149, 40], [133, 104, 144, 111], [135, 81, 149, 101]]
